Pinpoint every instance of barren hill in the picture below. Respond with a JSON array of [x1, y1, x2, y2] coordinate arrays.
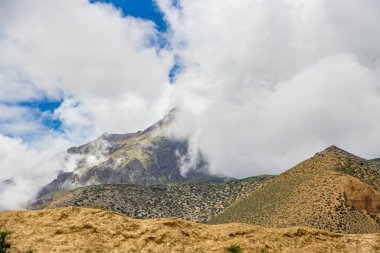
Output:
[[1, 207, 380, 253], [30, 175, 274, 222], [210, 146, 380, 234]]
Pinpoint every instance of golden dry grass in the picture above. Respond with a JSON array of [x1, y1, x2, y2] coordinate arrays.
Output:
[[210, 146, 380, 233], [0, 207, 380, 253]]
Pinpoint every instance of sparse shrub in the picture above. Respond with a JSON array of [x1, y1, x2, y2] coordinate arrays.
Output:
[[91, 205, 108, 211], [0, 232, 11, 253], [225, 244, 243, 253], [0, 231, 33, 253]]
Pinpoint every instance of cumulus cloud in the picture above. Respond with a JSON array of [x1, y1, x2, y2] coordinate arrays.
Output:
[[0, 0, 174, 139], [0, 104, 42, 137], [0, 0, 174, 209], [159, 0, 380, 176], [0, 135, 71, 209], [2, 0, 380, 209]]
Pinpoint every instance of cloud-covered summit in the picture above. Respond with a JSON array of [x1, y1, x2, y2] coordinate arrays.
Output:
[[160, 0, 380, 176], [1, 0, 380, 208]]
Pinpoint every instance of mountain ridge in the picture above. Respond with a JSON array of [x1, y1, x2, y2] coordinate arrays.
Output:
[[33, 144, 380, 234], [38, 109, 229, 198]]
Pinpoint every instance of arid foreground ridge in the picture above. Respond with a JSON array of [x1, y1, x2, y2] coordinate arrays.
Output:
[[1, 207, 380, 253], [210, 146, 380, 234]]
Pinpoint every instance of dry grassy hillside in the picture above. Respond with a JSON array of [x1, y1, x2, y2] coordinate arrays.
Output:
[[1, 207, 380, 253], [210, 146, 380, 234]]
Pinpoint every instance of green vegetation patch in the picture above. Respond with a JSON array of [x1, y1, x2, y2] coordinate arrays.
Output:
[[0, 232, 11, 253], [109, 132, 163, 168], [0, 231, 33, 253], [225, 244, 243, 253]]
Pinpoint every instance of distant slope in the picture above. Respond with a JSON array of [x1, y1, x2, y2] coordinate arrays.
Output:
[[210, 146, 380, 234], [1, 207, 379, 253], [31, 175, 274, 223], [39, 109, 229, 198], [369, 158, 380, 171]]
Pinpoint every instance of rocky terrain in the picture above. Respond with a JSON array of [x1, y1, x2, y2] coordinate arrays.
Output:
[[1, 207, 380, 253], [369, 158, 380, 171], [31, 175, 274, 222], [210, 146, 380, 234], [39, 109, 228, 198]]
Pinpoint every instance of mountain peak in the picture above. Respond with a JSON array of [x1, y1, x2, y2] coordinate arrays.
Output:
[[40, 108, 227, 198], [322, 145, 345, 153], [316, 145, 362, 160]]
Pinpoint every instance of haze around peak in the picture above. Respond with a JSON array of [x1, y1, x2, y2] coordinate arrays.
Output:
[[1, 0, 380, 208]]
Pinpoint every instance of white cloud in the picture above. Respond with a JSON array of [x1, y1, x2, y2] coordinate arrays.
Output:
[[0, 0, 174, 140], [0, 66, 40, 102], [159, 0, 380, 177], [0, 135, 71, 209], [0, 104, 45, 137], [1, 0, 380, 211], [0, 0, 174, 209]]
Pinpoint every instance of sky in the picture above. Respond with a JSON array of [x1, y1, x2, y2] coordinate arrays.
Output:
[[1, 0, 380, 209], [90, 0, 168, 32]]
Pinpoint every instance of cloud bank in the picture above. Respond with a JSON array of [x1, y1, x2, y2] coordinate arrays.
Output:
[[159, 0, 380, 176], [0, 0, 174, 139], [0, 135, 71, 209], [0, 0, 173, 209], [1, 0, 380, 208]]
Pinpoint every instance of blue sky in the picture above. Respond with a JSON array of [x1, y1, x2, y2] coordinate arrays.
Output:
[[12, 0, 173, 135], [0, 99, 63, 139], [19, 99, 63, 131], [2, 0, 380, 205], [19, 100, 62, 113], [90, 0, 168, 32]]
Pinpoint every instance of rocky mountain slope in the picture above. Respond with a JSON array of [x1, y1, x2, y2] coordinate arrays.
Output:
[[370, 158, 380, 171], [39, 110, 228, 198], [1, 207, 380, 253], [210, 146, 380, 234], [31, 175, 274, 223]]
